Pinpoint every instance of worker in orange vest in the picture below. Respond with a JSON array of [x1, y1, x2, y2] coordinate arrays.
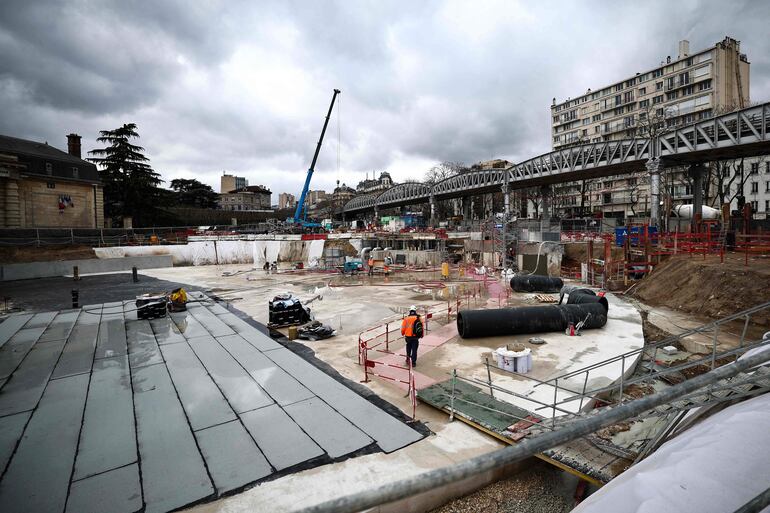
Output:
[[368, 256, 375, 276], [401, 305, 424, 367]]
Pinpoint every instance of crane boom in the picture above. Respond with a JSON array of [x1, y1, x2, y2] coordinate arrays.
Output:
[[293, 89, 341, 224]]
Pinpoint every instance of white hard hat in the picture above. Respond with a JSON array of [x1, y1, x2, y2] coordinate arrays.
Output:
[[409, 305, 417, 312]]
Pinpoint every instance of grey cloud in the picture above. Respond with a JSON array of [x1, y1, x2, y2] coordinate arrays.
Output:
[[1, 0, 769, 198]]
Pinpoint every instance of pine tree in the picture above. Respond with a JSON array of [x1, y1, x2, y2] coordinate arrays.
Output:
[[170, 178, 220, 209], [88, 123, 164, 226]]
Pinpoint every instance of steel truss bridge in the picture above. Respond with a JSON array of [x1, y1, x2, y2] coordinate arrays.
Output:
[[344, 101, 770, 214]]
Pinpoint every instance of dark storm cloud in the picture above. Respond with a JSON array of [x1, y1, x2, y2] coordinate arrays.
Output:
[[1, 0, 769, 196]]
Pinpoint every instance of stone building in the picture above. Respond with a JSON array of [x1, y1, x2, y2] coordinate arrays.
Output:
[[0, 133, 104, 228], [218, 185, 272, 211], [356, 171, 393, 194], [332, 181, 356, 205]]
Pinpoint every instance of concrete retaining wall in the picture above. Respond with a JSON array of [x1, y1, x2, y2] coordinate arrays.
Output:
[[95, 240, 333, 267], [0, 255, 173, 281]]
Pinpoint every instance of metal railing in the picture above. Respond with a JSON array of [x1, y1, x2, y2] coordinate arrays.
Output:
[[296, 348, 770, 513]]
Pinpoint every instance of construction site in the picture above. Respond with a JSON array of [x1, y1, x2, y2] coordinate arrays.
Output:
[[2, 9, 770, 511], [0, 221, 769, 513]]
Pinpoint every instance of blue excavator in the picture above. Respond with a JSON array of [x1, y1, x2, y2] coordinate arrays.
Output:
[[292, 88, 341, 231]]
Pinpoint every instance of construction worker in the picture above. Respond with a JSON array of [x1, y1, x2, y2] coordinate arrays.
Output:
[[368, 255, 375, 276], [401, 305, 423, 367]]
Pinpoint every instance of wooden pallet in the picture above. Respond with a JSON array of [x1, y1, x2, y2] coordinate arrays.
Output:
[[534, 294, 558, 303]]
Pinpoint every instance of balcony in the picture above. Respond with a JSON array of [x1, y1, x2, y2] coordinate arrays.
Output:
[[664, 72, 711, 92]]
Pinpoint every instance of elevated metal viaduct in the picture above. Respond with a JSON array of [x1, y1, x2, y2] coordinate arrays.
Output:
[[344, 101, 770, 224]]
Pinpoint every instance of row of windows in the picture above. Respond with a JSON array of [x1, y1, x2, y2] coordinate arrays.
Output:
[[554, 52, 712, 111], [44, 162, 79, 179], [747, 182, 770, 193]]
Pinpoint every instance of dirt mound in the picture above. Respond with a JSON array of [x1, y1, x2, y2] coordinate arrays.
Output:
[[632, 256, 770, 331], [0, 245, 96, 264]]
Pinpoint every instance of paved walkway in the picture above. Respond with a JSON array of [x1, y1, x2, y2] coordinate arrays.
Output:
[[372, 321, 459, 391], [0, 292, 422, 513]]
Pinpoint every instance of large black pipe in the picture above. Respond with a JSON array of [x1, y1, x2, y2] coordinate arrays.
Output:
[[566, 292, 609, 310], [457, 303, 608, 339], [510, 275, 564, 293]]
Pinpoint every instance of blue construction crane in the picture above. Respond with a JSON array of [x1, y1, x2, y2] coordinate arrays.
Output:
[[293, 88, 341, 228]]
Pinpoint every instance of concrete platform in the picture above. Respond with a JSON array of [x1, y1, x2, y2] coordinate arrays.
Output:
[[0, 292, 423, 513]]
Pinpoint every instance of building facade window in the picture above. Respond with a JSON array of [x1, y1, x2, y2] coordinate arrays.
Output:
[[751, 182, 758, 193], [45, 162, 53, 175], [750, 200, 758, 211], [751, 162, 759, 174]]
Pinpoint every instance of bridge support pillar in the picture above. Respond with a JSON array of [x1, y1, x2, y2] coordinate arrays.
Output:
[[463, 197, 472, 224], [374, 206, 379, 225], [540, 185, 551, 220], [429, 194, 436, 227], [646, 157, 662, 227], [502, 184, 510, 218], [690, 164, 706, 232]]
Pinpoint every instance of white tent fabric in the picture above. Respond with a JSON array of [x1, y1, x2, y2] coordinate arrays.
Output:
[[574, 392, 770, 513]]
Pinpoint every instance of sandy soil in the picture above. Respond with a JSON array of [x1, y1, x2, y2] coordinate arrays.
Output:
[[0, 245, 96, 264]]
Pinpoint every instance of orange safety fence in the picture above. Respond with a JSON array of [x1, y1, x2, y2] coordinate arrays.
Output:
[[736, 234, 770, 265]]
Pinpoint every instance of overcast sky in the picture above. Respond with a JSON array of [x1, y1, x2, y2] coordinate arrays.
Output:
[[1, 0, 769, 200]]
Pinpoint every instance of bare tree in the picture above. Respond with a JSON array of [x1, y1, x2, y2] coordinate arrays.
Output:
[[424, 161, 466, 185]]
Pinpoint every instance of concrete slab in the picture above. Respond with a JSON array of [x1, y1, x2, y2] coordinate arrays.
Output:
[[0, 412, 30, 474], [95, 309, 127, 359], [216, 313, 283, 351], [0, 326, 47, 380], [217, 334, 314, 406], [51, 310, 100, 379], [37, 310, 80, 342], [0, 314, 34, 349], [284, 397, 373, 458], [266, 348, 424, 453], [195, 420, 272, 495], [0, 254, 173, 281], [188, 336, 273, 413], [66, 463, 142, 513], [240, 404, 324, 471], [160, 342, 237, 431], [150, 316, 187, 345], [171, 311, 212, 340], [186, 303, 236, 337], [132, 362, 214, 513], [126, 319, 163, 368], [20, 312, 53, 329], [0, 373, 89, 513], [73, 356, 136, 480], [0, 339, 65, 416], [207, 302, 231, 315]]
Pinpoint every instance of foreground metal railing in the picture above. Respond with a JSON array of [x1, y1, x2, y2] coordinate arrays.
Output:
[[296, 348, 770, 513]]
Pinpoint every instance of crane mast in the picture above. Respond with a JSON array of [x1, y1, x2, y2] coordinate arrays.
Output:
[[293, 89, 341, 224]]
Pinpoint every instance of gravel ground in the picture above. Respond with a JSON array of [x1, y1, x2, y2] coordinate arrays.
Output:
[[430, 460, 576, 513]]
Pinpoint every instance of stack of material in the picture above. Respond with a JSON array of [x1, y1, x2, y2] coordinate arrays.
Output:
[[135, 294, 167, 320], [268, 293, 311, 327]]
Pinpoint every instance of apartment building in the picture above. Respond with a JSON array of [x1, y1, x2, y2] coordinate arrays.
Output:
[[551, 37, 749, 149], [278, 192, 296, 210], [549, 36, 754, 220]]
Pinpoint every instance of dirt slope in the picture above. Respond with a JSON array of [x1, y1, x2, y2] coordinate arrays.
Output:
[[632, 256, 770, 332]]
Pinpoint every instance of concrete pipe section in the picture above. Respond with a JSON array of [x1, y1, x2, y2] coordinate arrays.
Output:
[[457, 303, 608, 339]]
